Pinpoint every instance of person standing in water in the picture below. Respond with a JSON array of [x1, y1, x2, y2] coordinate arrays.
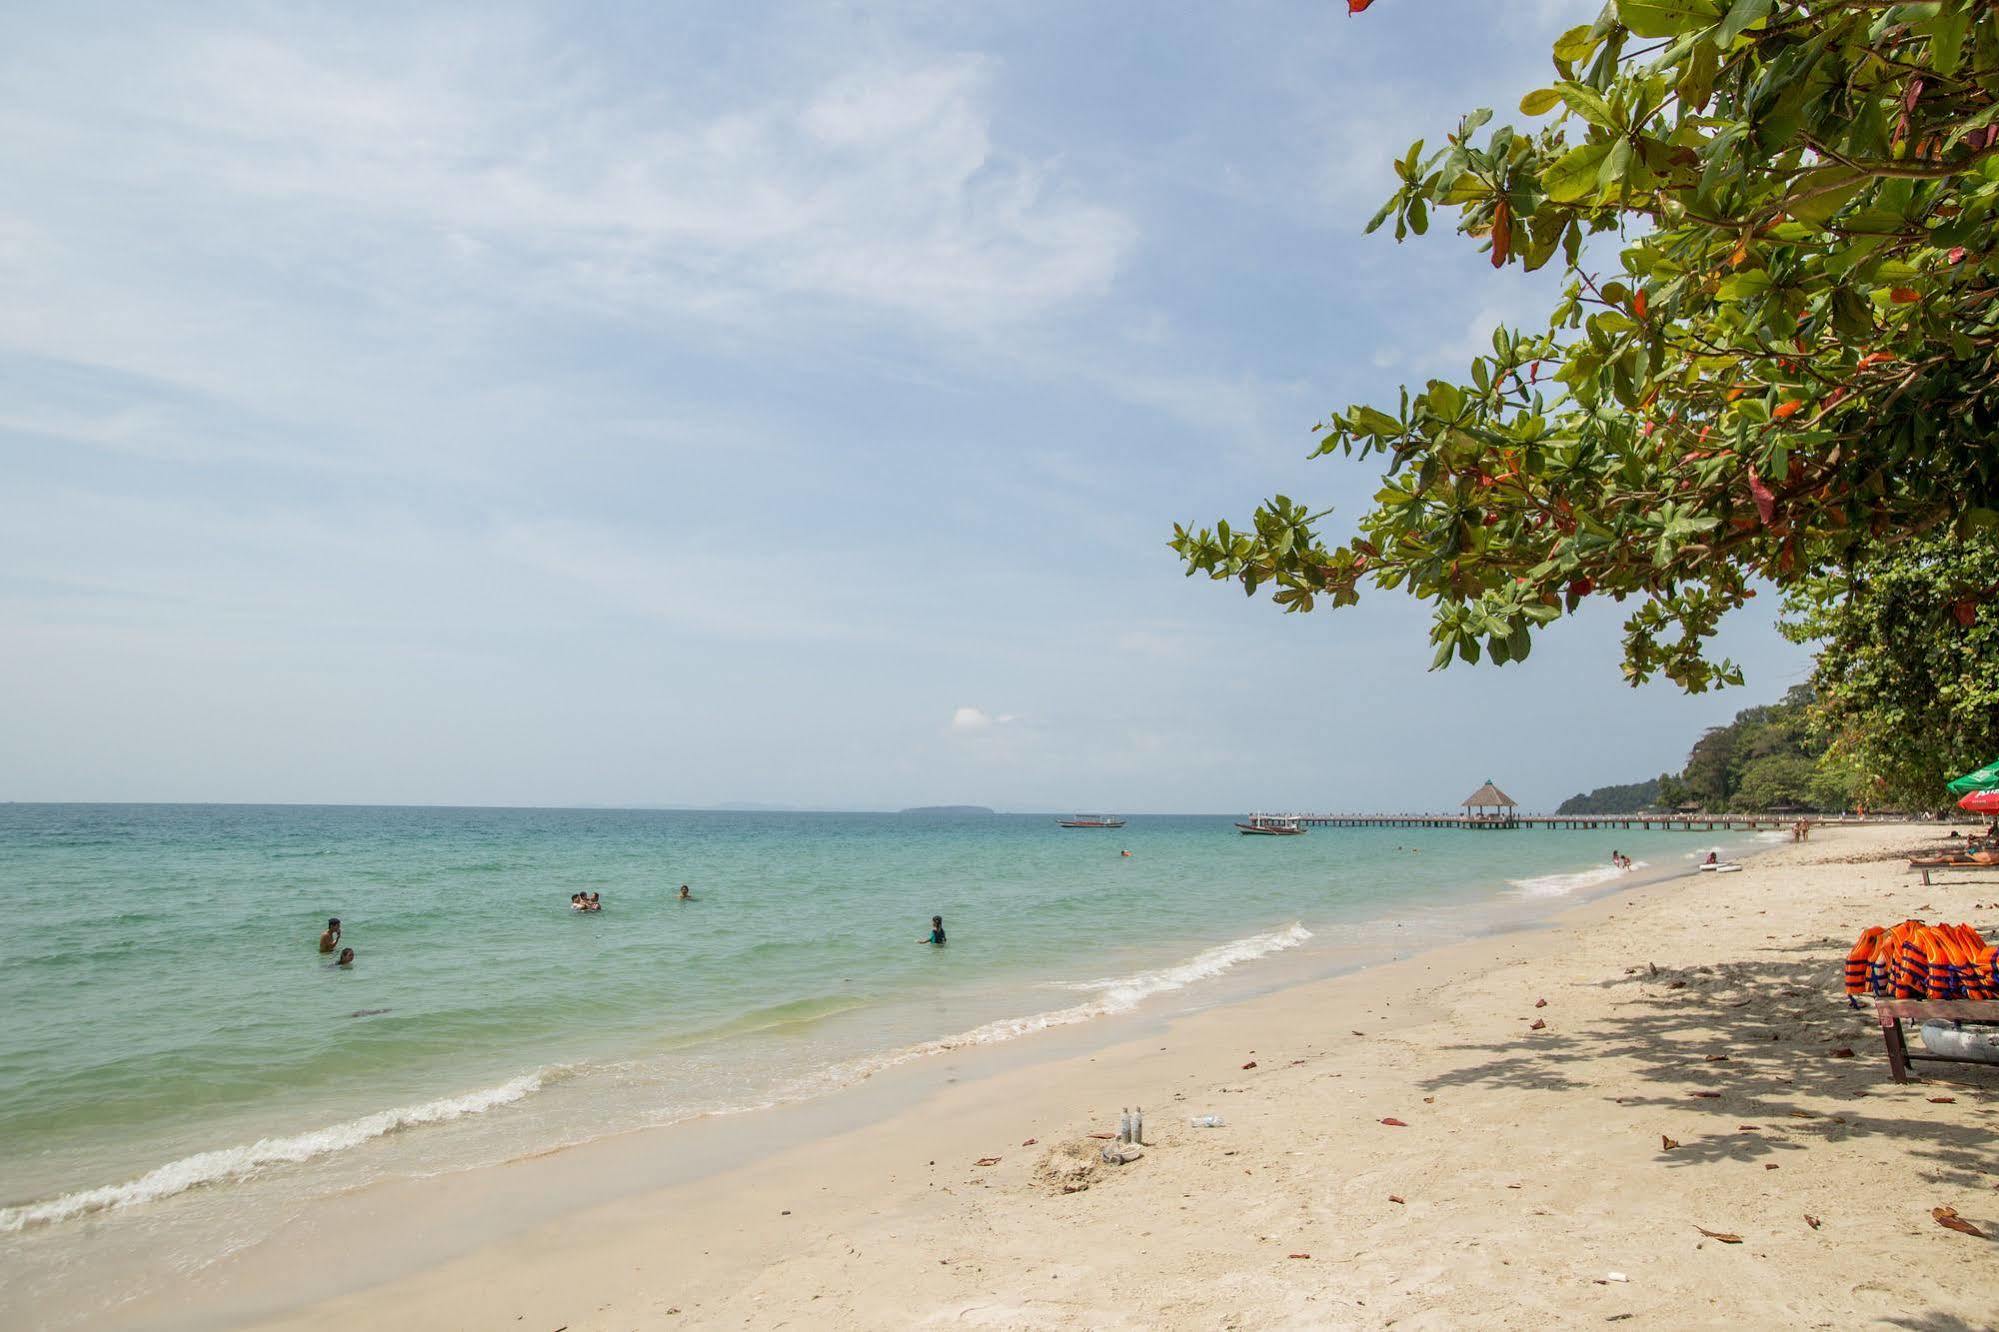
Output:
[[332, 947, 355, 968], [922, 915, 946, 946], [318, 918, 342, 953], [678, 884, 693, 901]]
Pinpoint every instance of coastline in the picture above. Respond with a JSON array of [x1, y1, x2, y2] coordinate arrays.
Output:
[[83, 825, 1995, 1330]]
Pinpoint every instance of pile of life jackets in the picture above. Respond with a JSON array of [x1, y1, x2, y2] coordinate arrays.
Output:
[[1845, 921, 1998, 1001]]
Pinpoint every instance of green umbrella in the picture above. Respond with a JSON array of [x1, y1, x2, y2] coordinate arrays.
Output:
[[1946, 757, 1999, 796]]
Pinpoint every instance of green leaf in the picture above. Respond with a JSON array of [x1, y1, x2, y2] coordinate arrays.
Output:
[[1616, 0, 1721, 39], [1557, 81, 1619, 131], [1713, 0, 1772, 47], [1519, 88, 1563, 116], [1542, 141, 1616, 203], [1927, 8, 1968, 77], [1551, 24, 1598, 63]]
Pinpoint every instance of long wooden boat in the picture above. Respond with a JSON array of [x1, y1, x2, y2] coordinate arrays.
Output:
[[1058, 814, 1126, 828], [1236, 813, 1307, 836]]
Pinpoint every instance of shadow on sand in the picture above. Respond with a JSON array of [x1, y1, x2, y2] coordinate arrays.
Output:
[[1416, 940, 1999, 1190]]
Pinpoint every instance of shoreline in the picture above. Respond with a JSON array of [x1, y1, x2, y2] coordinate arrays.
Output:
[[1, 827, 1750, 1263], [77, 825, 1942, 1331]]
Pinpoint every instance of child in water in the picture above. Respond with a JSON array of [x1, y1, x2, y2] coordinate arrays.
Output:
[[922, 915, 946, 946]]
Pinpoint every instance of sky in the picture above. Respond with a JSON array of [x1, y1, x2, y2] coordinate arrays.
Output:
[[0, 0, 1815, 813]]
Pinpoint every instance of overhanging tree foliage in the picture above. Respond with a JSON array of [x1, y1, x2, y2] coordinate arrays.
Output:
[[1173, 1, 1999, 692], [1782, 530, 1999, 809]]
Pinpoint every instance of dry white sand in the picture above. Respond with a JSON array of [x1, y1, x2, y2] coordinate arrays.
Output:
[[136, 824, 1999, 1329]]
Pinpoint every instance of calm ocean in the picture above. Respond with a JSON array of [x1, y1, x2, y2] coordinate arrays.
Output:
[[0, 803, 1770, 1320]]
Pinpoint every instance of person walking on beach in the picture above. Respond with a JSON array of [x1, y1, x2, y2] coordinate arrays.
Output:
[[922, 915, 946, 946], [318, 918, 341, 953]]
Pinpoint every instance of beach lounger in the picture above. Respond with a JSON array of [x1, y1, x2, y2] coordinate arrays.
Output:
[[1872, 999, 1999, 1082]]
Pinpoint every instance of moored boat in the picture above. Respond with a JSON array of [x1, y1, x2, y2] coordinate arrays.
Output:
[[1057, 814, 1126, 828], [1235, 813, 1307, 836]]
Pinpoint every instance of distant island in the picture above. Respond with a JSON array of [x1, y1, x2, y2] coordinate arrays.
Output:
[[897, 805, 995, 816]]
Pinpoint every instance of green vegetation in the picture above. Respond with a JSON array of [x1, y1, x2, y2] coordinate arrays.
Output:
[[1781, 531, 1999, 811], [1656, 685, 1848, 811], [1174, 2, 1999, 696], [1572, 685, 1852, 813], [1555, 777, 1662, 815]]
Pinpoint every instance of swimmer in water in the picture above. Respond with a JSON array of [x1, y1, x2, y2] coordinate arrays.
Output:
[[319, 917, 341, 953], [333, 947, 355, 968], [922, 915, 946, 946], [678, 884, 692, 901], [1120, 849, 1131, 858]]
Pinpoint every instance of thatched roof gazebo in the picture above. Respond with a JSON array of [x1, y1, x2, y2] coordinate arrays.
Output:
[[1462, 779, 1519, 829]]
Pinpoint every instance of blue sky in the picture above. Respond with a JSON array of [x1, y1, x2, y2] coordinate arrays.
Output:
[[0, 1, 1812, 812]]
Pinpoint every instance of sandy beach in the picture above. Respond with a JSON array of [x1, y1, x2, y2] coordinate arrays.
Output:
[[118, 823, 1998, 1330]]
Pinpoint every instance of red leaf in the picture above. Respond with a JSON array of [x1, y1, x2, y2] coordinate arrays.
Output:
[[1662, 1135, 1681, 1150], [1389, 1194, 1406, 1204], [1949, 246, 1967, 264], [1530, 1019, 1547, 1030], [1952, 601, 1978, 627], [1346, 0, 1373, 11], [1772, 399, 1804, 420], [1830, 1047, 1855, 1058], [1747, 469, 1777, 527], [1804, 1214, 1822, 1230], [1534, 998, 1548, 1008], [1242, 1060, 1258, 1070], [1933, 1207, 1987, 1239], [1380, 1117, 1408, 1127], [1891, 287, 1920, 304], [1633, 289, 1648, 319], [1492, 198, 1512, 268]]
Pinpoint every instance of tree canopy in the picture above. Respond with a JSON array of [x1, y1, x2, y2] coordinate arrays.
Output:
[[1173, 0, 1999, 693], [1653, 684, 1848, 810], [1782, 530, 1999, 809]]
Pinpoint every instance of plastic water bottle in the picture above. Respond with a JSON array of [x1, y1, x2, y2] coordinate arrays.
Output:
[[1190, 1114, 1225, 1128], [1132, 1105, 1144, 1144], [1119, 1107, 1131, 1143]]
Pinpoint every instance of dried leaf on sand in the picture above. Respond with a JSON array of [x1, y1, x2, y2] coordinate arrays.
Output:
[[1932, 1207, 1987, 1238], [1695, 1227, 1743, 1243], [1661, 1135, 1681, 1150], [1379, 1117, 1408, 1127]]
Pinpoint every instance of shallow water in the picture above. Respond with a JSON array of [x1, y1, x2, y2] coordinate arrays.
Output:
[[0, 803, 1770, 1318]]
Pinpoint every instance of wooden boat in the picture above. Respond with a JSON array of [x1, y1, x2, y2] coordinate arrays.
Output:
[[1058, 814, 1126, 829], [1236, 813, 1306, 836]]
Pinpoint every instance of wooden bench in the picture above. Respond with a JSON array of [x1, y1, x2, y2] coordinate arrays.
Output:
[[1873, 999, 1999, 1081], [1908, 861, 1999, 886]]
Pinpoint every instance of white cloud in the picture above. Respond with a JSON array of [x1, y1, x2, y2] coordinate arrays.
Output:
[[0, 23, 1132, 355], [948, 705, 1018, 733]]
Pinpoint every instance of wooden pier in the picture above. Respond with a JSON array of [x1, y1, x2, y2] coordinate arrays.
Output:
[[1287, 813, 1793, 832]]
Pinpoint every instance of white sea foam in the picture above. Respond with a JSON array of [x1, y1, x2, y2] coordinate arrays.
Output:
[[804, 923, 1314, 1089], [1507, 863, 1647, 898], [0, 1071, 552, 1233], [5, 928, 1317, 1234]]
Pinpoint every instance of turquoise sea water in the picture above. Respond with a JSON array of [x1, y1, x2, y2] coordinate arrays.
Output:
[[0, 803, 1770, 1320]]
